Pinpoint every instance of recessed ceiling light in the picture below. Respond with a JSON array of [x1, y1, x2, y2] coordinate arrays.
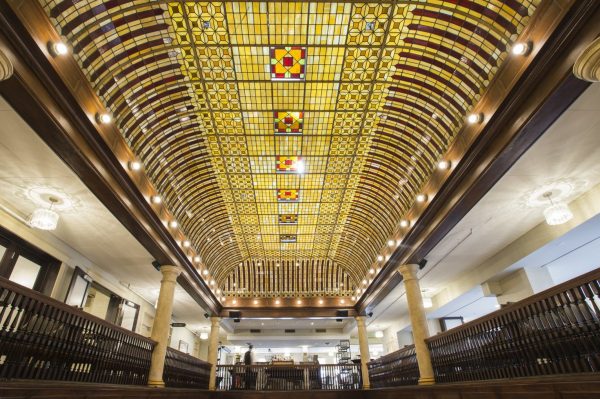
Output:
[[512, 41, 531, 56], [210, 280, 215, 286], [377, 255, 384, 262], [221, 296, 226, 301], [275, 299, 281, 305], [128, 161, 142, 171], [203, 269, 209, 276], [296, 299, 302, 305], [193, 255, 201, 263], [467, 113, 482, 124], [232, 299, 237, 304], [182, 240, 190, 248], [168, 220, 178, 228], [150, 195, 162, 204], [351, 296, 356, 301], [253, 300, 258, 305], [369, 268, 375, 274], [50, 41, 69, 56], [96, 112, 112, 124], [387, 239, 395, 247], [437, 160, 451, 170], [416, 194, 428, 203], [399, 220, 409, 228], [340, 299, 345, 304], [318, 299, 324, 305], [362, 279, 368, 285]]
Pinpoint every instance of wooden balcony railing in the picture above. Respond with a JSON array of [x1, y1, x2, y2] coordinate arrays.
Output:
[[427, 267, 600, 383], [368, 268, 600, 387], [216, 363, 362, 391], [0, 277, 210, 388], [367, 344, 418, 387], [164, 346, 211, 388]]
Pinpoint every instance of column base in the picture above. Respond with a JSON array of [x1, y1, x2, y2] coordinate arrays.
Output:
[[418, 376, 435, 385], [362, 384, 371, 390], [147, 379, 165, 388]]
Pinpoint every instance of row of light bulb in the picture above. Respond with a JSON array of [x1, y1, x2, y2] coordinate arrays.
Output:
[[50, 38, 211, 289], [357, 41, 533, 299], [47, 35, 533, 305], [225, 297, 351, 306]]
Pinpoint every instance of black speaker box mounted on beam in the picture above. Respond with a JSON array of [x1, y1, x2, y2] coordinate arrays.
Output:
[[336, 310, 349, 318], [229, 311, 241, 319]]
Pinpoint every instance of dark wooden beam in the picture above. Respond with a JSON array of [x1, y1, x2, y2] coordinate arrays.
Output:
[[0, 2, 221, 315], [357, 0, 600, 314], [219, 307, 357, 319]]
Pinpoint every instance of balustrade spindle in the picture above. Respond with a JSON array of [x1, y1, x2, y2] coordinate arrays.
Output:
[[0, 277, 209, 388], [369, 269, 600, 387]]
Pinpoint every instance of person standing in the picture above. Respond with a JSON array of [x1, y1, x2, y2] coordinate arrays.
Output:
[[243, 344, 255, 389]]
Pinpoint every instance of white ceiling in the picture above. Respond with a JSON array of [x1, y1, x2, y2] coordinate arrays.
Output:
[[0, 96, 210, 331], [370, 83, 600, 330]]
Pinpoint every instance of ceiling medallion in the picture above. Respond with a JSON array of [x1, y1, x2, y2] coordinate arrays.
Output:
[[521, 179, 587, 209], [24, 185, 77, 212]]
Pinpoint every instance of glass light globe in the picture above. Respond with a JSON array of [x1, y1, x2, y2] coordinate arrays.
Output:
[[29, 208, 59, 230], [543, 202, 573, 225]]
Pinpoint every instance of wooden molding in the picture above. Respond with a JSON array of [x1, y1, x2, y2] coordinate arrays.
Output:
[[357, 0, 600, 314], [0, 2, 221, 315]]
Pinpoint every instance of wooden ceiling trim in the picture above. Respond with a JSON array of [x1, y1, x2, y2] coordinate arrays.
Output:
[[0, 0, 221, 314], [358, 0, 600, 314]]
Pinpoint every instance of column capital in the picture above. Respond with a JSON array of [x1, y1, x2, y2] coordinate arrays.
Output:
[[355, 315, 367, 325], [0, 49, 14, 81], [159, 265, 181, 281], [574, 37, 600, 82], [210, 316, 221, 327], [397, 264, 419, 281]]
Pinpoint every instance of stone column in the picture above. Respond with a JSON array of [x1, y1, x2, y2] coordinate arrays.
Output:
[[398, 264, 435, 385], [356, 316, 371, 389], [574, 37, 600, 82], [148, 265, 181, 387], [208, 316, 221, 390], [0, 49, 13, 81]]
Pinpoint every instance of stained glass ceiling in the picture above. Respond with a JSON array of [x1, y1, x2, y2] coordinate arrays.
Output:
[[40, 0, 540, 299]]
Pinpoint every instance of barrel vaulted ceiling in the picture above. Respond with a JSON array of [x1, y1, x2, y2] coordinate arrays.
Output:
[[40, 0, 540, 299]]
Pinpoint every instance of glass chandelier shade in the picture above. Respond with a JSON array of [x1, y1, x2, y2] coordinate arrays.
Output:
[[543, 202, 573, 225], [29, 207, 59, 230]]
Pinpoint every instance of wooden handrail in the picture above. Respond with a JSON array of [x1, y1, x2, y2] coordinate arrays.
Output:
[[425, 267, 600, 342], [426, 267, 600, 382], [0, 276, 155, 345], [367, 345, 418, 387], [216, 363, 362, 391], [369, 267, 600, 387], [0, 276, 213, 388], [164, 346, 211, 388]]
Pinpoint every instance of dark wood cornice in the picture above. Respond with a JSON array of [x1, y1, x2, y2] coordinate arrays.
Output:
[[0, 2, 221, 315], [357, 0, 600, 314]]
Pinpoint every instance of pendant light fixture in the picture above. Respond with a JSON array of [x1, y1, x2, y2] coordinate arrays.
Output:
[[542, 191, 573, 226], [29, 197, 59, 231]]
